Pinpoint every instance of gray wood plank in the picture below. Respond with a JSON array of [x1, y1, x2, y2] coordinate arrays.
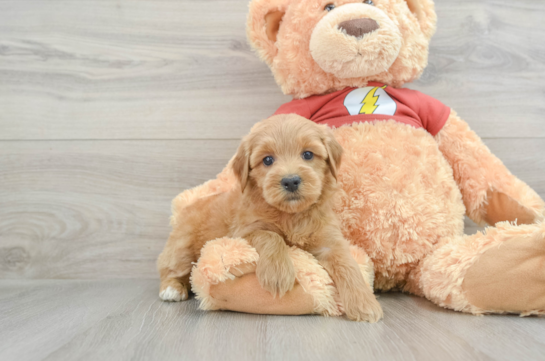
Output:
[[0, 280, 544, 361], [0, 138, 543, 279], [0, 139, 239, 279], [0, 0, 544, 140], [0, 0, 289, 141], [412, 0, 545, 137]]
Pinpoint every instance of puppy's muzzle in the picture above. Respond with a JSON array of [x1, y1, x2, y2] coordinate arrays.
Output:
[[338, 18, 379, 38], [281, 176, 301, 193]]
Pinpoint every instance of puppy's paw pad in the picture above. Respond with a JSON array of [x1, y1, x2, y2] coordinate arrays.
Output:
[[159, 286, 187, 302]]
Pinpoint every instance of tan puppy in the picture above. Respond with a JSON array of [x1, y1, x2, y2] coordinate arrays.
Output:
[[157, 114, 383, 322]]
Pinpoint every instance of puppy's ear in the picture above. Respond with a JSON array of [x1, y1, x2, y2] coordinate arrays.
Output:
[[247, 0, 290, 64], [322, 129, 343, 181], [232, 140, 251, 192]]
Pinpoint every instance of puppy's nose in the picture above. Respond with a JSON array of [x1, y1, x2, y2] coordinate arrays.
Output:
[[338, 18, 379, 38], [281, 176, 301, 193]]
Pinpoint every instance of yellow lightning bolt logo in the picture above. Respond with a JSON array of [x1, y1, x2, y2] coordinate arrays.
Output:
[[359, 85, 387, 115]]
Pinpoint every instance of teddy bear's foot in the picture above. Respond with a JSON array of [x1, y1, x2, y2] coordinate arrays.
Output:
[[463, 222, 545, 314], [191, 237, 318, 314], [406, 221, 545, 315], [159, 279, 189, 302]]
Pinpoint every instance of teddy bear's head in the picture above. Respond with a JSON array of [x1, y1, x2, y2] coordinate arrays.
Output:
[[247, 0, 437, 98]]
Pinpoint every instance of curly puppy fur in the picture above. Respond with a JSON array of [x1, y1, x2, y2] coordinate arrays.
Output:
[[157, 114, 382, 322]]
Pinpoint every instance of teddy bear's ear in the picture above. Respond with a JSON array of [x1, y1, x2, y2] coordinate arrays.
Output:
[[404, 0, 437, 39], [405, 0, 423, 21], [264, 11, 284, 43], [247, 0, 290, 64]]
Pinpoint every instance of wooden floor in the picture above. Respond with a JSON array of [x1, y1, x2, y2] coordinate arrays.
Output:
[[1, 280, 545, 361], [1, 0, 545, 359]]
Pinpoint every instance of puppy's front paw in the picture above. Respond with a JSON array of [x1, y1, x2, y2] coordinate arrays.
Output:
[[343, 288, 383, 322], [159, 281, 188, 302], [256, 255, 296, 298]]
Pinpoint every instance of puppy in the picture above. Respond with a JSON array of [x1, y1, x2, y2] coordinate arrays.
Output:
[[157, 114, 383, 322]]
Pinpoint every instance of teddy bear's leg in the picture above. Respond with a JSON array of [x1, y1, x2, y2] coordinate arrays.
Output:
[[435, 110, 544, 226], [405, 222, 545, 315]]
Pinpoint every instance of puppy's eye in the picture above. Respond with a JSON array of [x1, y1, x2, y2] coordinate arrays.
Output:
[[263, 156, 274, 166], [302, 151, 314, 160], [363, 0, 375, 5], [324, 3, 335, 11]]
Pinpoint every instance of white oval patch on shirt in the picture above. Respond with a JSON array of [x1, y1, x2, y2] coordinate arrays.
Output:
[[344, 86, 397, 116]]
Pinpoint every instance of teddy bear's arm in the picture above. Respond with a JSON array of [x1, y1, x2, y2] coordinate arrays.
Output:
[[434, 110, 545, 226], [170, 157, 238, 226]]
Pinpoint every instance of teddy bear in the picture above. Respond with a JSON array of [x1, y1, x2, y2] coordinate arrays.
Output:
[[161, 0, 545, 318]]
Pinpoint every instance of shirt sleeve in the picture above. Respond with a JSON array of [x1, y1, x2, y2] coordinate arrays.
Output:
[[273, 98, 312, 119], [416, 91, 451, 136]]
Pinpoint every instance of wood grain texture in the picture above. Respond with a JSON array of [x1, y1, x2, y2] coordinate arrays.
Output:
[[1, 280, 544, 361], [0, 0, 289, 141], [0, 139, 239, 279], [0, 0, 544, 140], [0, 138, 543, 279]]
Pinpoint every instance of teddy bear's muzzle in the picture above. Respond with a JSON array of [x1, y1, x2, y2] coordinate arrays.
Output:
[[309, 3, 402, 79], [338, 18, 379, 38]]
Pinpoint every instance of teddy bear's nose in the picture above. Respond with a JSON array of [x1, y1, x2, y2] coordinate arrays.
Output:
[[338, 18, 379, 38]]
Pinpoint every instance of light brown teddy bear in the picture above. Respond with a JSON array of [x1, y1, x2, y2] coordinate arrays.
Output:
[[160, 0, 545, 319]]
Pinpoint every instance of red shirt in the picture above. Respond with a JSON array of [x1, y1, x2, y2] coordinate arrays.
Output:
[[274, 82, 450, 136]]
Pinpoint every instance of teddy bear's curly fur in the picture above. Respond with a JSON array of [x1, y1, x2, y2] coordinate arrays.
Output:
[[161, 0, 545, 318]]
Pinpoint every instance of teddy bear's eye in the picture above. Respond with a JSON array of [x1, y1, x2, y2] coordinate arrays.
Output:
[[324, 3, 336, 11], [363, 0, 375, 5], [263, 156, 275, 166]]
